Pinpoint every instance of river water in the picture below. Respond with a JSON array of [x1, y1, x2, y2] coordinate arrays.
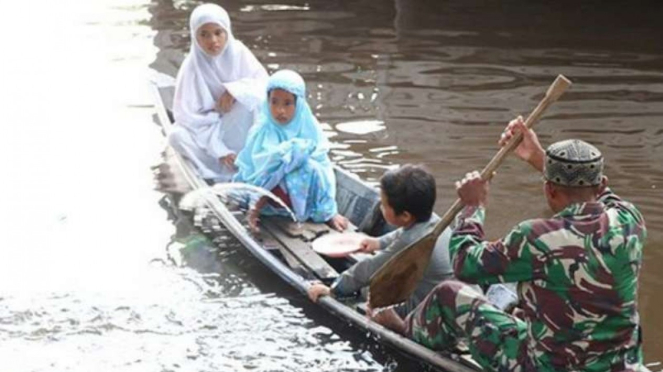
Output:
[[1, 0, 661, 371]]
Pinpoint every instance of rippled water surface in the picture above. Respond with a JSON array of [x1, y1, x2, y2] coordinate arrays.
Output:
[[1, 0, 662, 370]]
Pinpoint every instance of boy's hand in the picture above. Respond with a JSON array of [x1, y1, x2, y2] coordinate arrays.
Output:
[[217, 91, 236, 113], [456, 171, 489, 207], [358, 237, 380, 254], [307, 282, 330, 303], [498, 116, 545, 172]]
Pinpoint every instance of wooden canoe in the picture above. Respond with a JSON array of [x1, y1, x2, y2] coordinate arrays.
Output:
[[149, 73, 483, 372]]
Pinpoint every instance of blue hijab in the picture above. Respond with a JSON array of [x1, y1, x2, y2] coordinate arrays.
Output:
[[234, 70, 337, 222]]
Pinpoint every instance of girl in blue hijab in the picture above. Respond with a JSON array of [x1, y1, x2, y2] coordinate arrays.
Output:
[[234, 70, 348, 232]]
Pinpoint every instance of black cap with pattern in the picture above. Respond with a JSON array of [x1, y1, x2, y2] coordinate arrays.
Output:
[[544, 139, 603, 187]]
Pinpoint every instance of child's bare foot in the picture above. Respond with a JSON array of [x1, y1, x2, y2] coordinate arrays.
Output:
[[326, 214, 349, 231], [247, 208, 261, 233], [247, 196, 268, 233]]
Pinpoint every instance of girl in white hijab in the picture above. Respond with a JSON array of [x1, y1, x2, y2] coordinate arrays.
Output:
[[169, 3, 268, 182]]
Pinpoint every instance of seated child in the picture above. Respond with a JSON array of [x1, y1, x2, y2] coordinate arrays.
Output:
[[307, 164, 454, 316], [233, 70, 348, 231], [169, 3, 268, 183]]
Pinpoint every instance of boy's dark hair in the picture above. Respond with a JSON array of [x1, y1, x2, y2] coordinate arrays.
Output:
[[380, 164, 436, 222]]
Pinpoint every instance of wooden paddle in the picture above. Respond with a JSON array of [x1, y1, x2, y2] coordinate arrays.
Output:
[[368, 74, 572, 309]]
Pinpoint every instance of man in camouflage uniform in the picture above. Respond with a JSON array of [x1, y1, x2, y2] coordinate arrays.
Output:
[[371, 117, 647, 371]]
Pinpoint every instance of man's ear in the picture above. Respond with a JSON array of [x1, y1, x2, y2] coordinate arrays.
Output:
[[599, 175, 609, 194], [544, 181, 556, 200]]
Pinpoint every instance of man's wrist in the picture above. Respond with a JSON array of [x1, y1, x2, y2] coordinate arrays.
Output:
[[528, 148, 545, 172], [460, 204, 483, 219]]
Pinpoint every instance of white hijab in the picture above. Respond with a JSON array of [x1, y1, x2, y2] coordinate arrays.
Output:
[[173, 3, 267, 132]]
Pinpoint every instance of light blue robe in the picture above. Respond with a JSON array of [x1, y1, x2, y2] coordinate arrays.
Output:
[[234, 70, 338, 223]]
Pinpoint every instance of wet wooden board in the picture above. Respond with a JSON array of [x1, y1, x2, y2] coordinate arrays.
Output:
[[269, 217, 331, 241], [279, 247, 305, 272], [261, 234, 304, 271], [261, 218, 339, 281]]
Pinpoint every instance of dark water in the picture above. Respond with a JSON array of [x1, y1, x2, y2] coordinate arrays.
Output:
[[1, 0, 661, 370]]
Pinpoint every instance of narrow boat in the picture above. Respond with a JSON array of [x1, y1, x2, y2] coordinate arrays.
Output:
[[150, 74, 477, 372]]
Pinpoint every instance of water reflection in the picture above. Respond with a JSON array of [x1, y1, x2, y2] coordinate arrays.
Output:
[[0, 266, 388, 371]]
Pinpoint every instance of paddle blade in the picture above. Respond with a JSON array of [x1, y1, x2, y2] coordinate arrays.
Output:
[[368, 232, 438, 308]]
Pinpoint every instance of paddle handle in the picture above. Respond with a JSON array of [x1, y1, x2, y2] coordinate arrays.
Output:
[[432, 75, 572, 237]]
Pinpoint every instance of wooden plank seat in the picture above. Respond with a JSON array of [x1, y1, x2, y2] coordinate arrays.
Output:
[[267, 217, 333, 242], [260, 216, 339, 282]]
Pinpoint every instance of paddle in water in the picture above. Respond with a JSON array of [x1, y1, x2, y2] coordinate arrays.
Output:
[[368, 74, 572, 309]]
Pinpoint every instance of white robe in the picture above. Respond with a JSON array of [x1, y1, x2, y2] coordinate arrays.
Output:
[[169, 3, 268, 182]]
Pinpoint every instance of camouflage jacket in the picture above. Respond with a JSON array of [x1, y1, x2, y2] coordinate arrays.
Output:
[[451, 188, 647, 371]]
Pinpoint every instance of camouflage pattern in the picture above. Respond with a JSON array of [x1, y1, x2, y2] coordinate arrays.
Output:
[[404, 188, 647, 371], [406, 280, 532, 371]]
